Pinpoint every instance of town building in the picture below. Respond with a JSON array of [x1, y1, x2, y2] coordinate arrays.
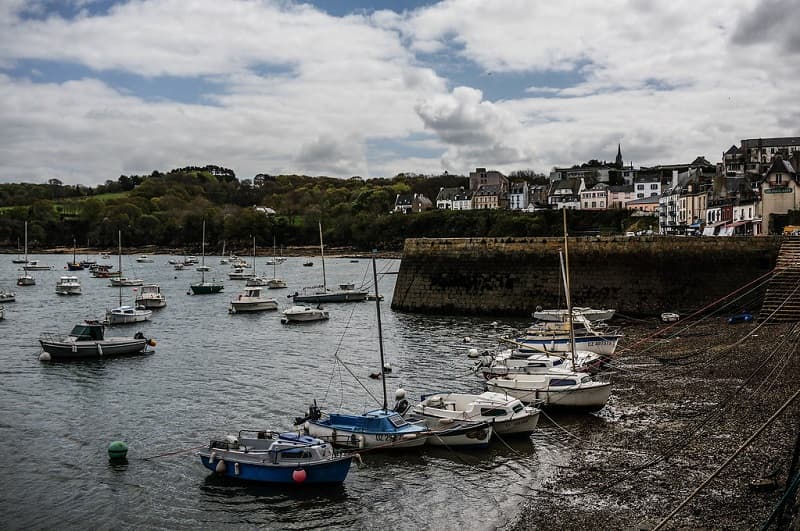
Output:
[[548, 178, 585, 209], [472, 184, 508, 209], [723, 137, 800, 177], [626, 195, 660, 215], [394, 193, 433, 214], [508, 181, 530, 210], [633, 175, 661, 199], [469, 168, 509, 192], [608, 184, 635, 209], [436, 187, 466, 210], [759, 155, 799, 235], [580, 183, 609, 210]]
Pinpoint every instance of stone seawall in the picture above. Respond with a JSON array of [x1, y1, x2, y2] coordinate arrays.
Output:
[[390, 236, 780, 316]]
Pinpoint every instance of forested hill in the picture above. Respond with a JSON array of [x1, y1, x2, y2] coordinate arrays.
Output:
[[0, 166, 639, 252]]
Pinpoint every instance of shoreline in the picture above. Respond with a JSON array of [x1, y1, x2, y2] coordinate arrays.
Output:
[[0, 247, 403, 259], [508, 317, 799, 530]]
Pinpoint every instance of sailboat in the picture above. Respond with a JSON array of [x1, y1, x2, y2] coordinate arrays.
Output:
[[106, 230, 152, 325], [266, 236, 287, 289], [12, 236, 27, 264], [66, 238, 84, 270], [230, 237, 256, 280], [190, 220, 224, 295], [17, 222, 35, 286], [219, 241, 229, 264], [295, 256, 429, 449], [292, 222, 367, 303], [485, 210, 612, 411], [109, 240, 143, 287]]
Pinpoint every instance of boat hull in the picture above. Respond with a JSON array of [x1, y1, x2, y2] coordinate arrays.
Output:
[[198, 450, 352, 484], [293, 291, 367, 303], [190, 283, 224, 295], [304, 421, 426, 450], [485, 380, 612, 411], [517, 335, 620, 355], [230, 300, 278, 312], [135, 298, 166, 309], [39, 339, 149, 359]]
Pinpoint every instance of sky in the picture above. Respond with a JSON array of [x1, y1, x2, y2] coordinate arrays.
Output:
[[0, 0, 797, 185]]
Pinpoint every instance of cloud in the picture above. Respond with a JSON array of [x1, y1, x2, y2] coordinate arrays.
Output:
[[296, 134, 367, 177], [732, 0, 800, 54]]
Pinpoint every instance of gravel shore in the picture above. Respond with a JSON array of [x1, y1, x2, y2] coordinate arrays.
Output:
[[509, 316, 800, 530]]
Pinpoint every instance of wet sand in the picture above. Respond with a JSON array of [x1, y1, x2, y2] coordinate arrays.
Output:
[[509, 316, 799, 530]]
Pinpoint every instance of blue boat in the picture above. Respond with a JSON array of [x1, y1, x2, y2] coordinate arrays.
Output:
[[197, 430, 352, 484], [727, 312, 754, 324], [295, 256, 429, 450]]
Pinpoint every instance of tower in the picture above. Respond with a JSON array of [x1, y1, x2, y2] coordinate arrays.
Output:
[[615, 144, 623, 169]]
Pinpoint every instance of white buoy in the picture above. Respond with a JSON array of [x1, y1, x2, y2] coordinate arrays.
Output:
[[395, 388, 406, 399], [215, 460, 227, 474], [234, 462, 240, 476], [463, 336, 471, 343], [491, 321, 498, 327], [39, 351, 51, 362], [467, 348, 479, 358]]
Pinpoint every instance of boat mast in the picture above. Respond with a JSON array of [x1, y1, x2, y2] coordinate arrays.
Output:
[[561, 209, 577, 370], [272, 236, 277, 278], [118, 230, 123, 306], [372, 255, 388, 411], [252, 236, 256, 276], [319, 221, 327, 291], [200, 220, 206, 283], [24, 221, 28, 262]]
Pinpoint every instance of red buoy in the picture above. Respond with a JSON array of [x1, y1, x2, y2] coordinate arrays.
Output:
[[292, 468, 307, 483]]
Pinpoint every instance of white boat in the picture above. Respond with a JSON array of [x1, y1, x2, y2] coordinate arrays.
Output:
[[173, 263, 185, 271], [110, 277, 144, 287], [101, 253, 111, 260], [135, 255, 154, 263], [23, 259, 51, 271], [486, 371, 612, 411], [408, 391, 540, 436], [0, 289, 16, 303], [135, 284, 167, 309], [228, 267, 254, 280], [196, 265, 210, 272], [281, 305, 329, 323], [517, 317, 622, 356], [106, 230, 152, 325], [55, 276, 82, 295], [229, 286, 278, 313], [184, 255, 199, 265], [38, 321, 154, 360], [293, 222, 367, 303], [17, 222, 35, 286], [219, 241, 229, 264], [661, 312, 680, 322], [533, 307, 616, 323], [190, 221, 224, 295], [266, 236, 287, 289], [105, 305, 153, 325], [476, 348, 609, 378]]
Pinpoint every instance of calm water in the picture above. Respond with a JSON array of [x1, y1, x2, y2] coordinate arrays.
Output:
[[0, 253, 596, 530]]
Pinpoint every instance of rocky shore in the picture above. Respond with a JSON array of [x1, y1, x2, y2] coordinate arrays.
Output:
[[509, 317, 799, 530]]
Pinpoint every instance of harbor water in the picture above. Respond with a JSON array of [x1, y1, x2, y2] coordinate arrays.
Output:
[[0, 254, 600, 529]]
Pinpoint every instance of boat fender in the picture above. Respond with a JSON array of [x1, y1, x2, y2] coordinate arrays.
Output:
[[438, 418, 454, 425], [72, 343, 77, 353], [467, 348, 479, 358], [97, 343, 103, 356], [148, 339, 157, 347], [38, 351, 51, 362], [356, 434, 364, 449], [292, 468, 307, 483], [402, 433, 417, 440], [234, 462, 240, 476], [353, 453, 363, 465], [215, 459, 226, 474], [209, 451, 217, 463]]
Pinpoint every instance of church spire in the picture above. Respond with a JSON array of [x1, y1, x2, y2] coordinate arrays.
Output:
[[615, 143, 623, 169]]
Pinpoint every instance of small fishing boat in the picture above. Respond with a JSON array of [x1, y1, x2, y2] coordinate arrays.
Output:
[[475, 348, 609, 377], [229, 286, 278, 313], [135, 255, 154, 263], [197, 430, 352, 484], [55, 276, 82, 295], [408, 391, 540, 436], [228, 267, 255, 280], [23, 260, 52, 271], [0, 289, 16, 303], [485, 371, 612, 411], [135, 284, 167, 309], [38, 320, 155, 360], [281, 305, 329, 323], [302, 261, 313, 267], [66, 239, 84, 271], [101, 253, 111, 260], [110, 277, 144, 287]]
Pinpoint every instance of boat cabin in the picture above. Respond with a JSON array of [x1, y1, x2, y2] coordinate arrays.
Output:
[[69, 322, 105, 341]]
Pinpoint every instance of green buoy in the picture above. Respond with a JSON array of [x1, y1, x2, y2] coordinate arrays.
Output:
[[108, 441, 129, 460]]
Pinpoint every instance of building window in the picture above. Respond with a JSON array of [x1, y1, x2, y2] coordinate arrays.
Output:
[[650, 184, 658, 190]]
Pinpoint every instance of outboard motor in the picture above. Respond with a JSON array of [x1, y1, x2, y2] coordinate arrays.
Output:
[[294, 400, 322, 425]]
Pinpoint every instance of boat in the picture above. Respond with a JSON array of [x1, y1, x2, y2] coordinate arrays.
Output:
[[11, 236, 26, 264], [533, 307, 616, 323], [220, 241, 229, 264], [190, 221, 224, 295], [23, 260, 51, 271], [281, 305, 329, 323], [101, 253, 111, 260], [228, 267, 255, 280], [485, 371, 613, 411], [173, 263, 185, 271], [402, 411, 493, 448], [110, 277, 144, 287], [135, 255, 154, 263], [266, 236, 287, 289], [407, 391, 540, 436], [184, 255, 199, 265], [197, 430, 352, 485], [229, 286, 278, 313], [196, 265, 210, 272], [302, 261, 313, 267], [293, 224, 367, 303], [90, 264, 117, 278], [728, 312, 753, 324], [106, 231, 152, 325], [516, 316, 622, 356], [234, 237, 259, 282], [38, 320, 155, 360], [661, 312, 680, 323], [475, 348, 610, 378], [0, 289, 16, 303], [66, 239, 84, 270], [135, 284, 167, 309], [0, 305, 3, 320], [17, 222, 35, 286], [295, 256, 429, 449], [55, 276, 82, 295]]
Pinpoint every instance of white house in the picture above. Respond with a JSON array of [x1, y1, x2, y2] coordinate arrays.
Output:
[[508, 181, 529, 210]]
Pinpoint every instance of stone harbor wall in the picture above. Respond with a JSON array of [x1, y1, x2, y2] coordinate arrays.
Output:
[[390, 236, 780, 317]]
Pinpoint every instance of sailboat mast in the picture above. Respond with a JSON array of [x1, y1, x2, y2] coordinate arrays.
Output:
[[118, 230, 123, 306], [562, 209, 577, 369], [252, 236, 256, 276], [272, 236, 277, 278], [372, 255, 388, 411], [319, 221, 327, 291], [200, 221, 206, 283], [24, 221, 28, 262]]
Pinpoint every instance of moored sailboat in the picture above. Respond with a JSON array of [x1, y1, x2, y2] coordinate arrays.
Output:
[[106, 231, 151, 325], [190, 220, 224, 295]]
